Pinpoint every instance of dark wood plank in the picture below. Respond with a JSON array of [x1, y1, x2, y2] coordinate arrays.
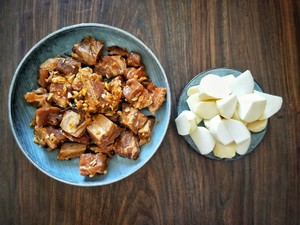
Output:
[[0, 0, 299, 224]]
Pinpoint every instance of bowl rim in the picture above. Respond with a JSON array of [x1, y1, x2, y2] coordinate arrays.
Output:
[[8, 23, 171, 186]]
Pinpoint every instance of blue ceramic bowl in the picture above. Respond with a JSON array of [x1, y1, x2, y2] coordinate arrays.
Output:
[[9, 23, 171, 186]]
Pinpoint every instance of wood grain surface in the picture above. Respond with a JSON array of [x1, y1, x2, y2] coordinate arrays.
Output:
[[1, 0, 299, 224]]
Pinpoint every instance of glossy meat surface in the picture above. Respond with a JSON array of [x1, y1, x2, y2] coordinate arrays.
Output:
[[23, 36, 166, 176]]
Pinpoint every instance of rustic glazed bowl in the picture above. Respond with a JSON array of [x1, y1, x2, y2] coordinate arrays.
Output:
[[9, 23, 171, 186]]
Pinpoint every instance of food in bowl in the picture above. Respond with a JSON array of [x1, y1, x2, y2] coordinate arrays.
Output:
[[24, 36, 167, 177]]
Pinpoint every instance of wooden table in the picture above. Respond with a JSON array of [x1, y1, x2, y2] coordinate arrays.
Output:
[[1, 0, 299, 224]]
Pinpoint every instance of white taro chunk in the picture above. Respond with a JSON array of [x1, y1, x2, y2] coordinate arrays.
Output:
[[213, 141, 236, 159], [223, 119, 251, 144], [209, 115, 234, 145], [190, 126, 215, 155], [237, 93, 266, 123], [186, 93, 201, 112], [247, 119, 268, 132], [232, 109, 248, 126], [230, 70, 255, 96], [187, 85, 200, 96], [254, 90, 283, 120], [221, 74, 236, 87], [193, 101, 219, 120], [236, 138, 251, 155], [216, 94, 237, 119], [198, 74, 231, 100], [175, 110, 197, 135]]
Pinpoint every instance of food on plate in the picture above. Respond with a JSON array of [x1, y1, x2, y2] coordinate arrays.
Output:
[[246, 119, 268, 133], [175, 110, 198, 135], [192, 101, 219, 120], [190, 126, 215, 155], [216, 94, 237, 119], [213, 141, 236, 159], [24, 36, 167, 177], [176, 70, 282, 159], [230, 70, 254, 96], [222, 119, 251, 145], [253, 90, 283, 120], [237, 93, 266, 123], [209, 115, 234, 146], [198, 74, 231, 100]]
